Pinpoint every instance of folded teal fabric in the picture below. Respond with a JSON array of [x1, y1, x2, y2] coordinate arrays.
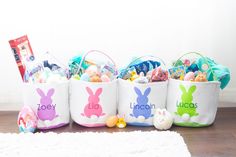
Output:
[[196, 57, 230, 89]]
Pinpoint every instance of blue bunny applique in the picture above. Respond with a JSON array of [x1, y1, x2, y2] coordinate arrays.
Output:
[[130, 87, 154, 119]]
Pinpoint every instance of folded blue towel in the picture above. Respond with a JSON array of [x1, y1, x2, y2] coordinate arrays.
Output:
[[196, 57, 230, 89]]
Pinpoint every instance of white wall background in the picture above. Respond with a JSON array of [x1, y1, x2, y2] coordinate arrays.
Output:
[[0, 0, 235, 109]]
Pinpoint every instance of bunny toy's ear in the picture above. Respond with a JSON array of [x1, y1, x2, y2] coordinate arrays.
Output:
[[134, 87, 142, 96], [179, 85, 186, 93], [95, 88, 102, 96], [144, 87, 151, 96], [188, 85, 196, 94], [36, 88, 45, 97], [86, 87, 94, 95], [47, 88, 55, 97]]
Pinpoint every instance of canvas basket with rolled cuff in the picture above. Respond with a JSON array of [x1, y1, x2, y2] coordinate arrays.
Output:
[[118, 56, 168, 126], [69, 50, 118, 127], [22, 81, 70, 129], [166, 52, 221, 127]]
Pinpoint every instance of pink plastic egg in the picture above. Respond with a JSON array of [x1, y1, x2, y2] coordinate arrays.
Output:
[[101, 74, 111, 82], [184, 72, 195, 81]]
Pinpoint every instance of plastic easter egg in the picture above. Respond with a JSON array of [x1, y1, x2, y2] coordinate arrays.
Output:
[[90, 75, 102, 82], [17, 106, 37, 133], [73, 74, 80, 80], [184, 72, 195, 81], [85, 65, 98, 76], [184, 59, 191, 66], [101, 74, 110, 82], [80, 73, 90, 81], [106, 116, 118, 128], [38, 70, 49, 83]]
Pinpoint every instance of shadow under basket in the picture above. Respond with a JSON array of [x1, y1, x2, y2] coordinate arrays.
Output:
[[22, 81, 70, 129], [69, 78, 117, 127], [166, 78, 220, 127]]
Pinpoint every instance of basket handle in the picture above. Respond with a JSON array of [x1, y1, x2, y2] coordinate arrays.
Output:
[[76, 50, 118, 75], [124, 55, 166, 71], [174, 52, 217, 81]]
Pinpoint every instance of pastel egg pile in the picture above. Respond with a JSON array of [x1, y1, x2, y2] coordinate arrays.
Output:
[[74, 64, 115, 82]]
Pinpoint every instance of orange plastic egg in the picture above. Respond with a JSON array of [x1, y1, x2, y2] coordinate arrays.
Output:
[[106, 116, 118, 128], [90, 75, 102, 82]]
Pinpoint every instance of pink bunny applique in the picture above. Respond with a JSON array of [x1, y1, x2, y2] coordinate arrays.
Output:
[[81, 87, 105, 118], [36, 88, 58, 121]]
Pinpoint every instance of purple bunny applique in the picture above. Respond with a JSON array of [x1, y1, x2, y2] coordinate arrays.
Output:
[[36, 88, 58, 121], [130, 87, 153, 119]]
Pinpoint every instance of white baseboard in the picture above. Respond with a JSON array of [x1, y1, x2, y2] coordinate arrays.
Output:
[[0, 103, 22, 111], [219, 88, 236, 103]]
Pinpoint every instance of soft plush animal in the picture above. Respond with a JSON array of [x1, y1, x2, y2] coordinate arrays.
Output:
[[116, 115, 127, 128], [194, 72, 207, 82], [133, 72, 149, 84], [153, 108, 173, 130]]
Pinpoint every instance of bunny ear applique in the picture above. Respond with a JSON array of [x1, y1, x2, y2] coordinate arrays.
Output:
[[144, 87, 151, 96], [188, 85, 196, 94], [86, 87, 94, 95], [134, 87, 142, 96], [36, 88, 45, 97], [95, 88, 102, 96], [47, 88, 55, 97], [179, 85, 186, 93]]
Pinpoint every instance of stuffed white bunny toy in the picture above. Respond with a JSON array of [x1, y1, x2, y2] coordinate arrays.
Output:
[[153, 108, 173, 130]]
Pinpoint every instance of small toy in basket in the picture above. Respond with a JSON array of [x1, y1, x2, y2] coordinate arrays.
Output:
[[69, 50, 118, 127], [167, 52, 230, 127], [118, 56, 168, 126]]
